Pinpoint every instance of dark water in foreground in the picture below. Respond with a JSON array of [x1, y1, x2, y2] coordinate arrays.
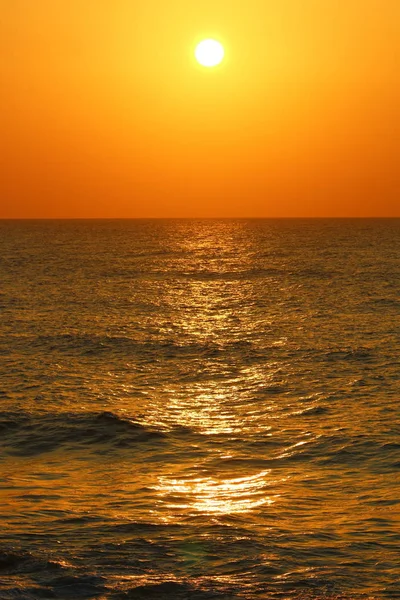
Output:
[[0, 218, 399, 600]]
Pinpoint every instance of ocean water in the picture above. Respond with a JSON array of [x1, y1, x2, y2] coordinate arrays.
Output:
[[0, 218, 399, 600]]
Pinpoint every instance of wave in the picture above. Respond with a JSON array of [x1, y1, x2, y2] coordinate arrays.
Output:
[[0, 550, 381, 600], [277, 432, 400, 472], [17, 334, 258, 360], [0, 568, 107, 600], [0, 549, 71, 575], [124, 267, 289, 281], [5, 331, 387, 373], [1, 408, 398, 476], [0, 410, 168, 456]]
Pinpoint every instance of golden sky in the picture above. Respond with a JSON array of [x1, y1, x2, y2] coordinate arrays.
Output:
[[1, 0, 399, 218]]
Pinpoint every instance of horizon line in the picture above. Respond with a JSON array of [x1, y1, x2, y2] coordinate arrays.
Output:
[[1, 216, 399, 221]]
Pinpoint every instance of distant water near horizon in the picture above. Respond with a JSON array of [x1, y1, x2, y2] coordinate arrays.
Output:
[[0, 218, 399, 599]]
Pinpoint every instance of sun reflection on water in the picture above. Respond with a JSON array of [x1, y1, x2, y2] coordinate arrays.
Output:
[[134, 224, 288, 524], [154, 469, 275, 518], [166, 390, 239, 435]]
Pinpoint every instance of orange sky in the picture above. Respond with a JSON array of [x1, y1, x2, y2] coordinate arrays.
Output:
[[1, 0, 399, 218]]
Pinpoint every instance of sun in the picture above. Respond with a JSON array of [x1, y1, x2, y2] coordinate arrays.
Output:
[[195, 39, 225, 68]]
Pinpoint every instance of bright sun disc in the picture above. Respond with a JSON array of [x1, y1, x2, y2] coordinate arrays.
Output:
[[195, 39, 224, 67]]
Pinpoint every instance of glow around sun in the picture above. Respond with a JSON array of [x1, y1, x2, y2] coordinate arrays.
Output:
[[195, 39, 225, 67]]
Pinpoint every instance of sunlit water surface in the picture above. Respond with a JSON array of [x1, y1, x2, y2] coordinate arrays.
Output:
[[0, 219, 399, 599]]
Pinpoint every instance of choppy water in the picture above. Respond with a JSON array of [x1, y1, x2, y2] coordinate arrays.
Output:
[[0, 218, 399, 600]]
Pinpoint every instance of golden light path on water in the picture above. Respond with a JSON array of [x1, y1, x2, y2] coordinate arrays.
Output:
[[154, 470, 275, 516], [114, 224, 293, 524]]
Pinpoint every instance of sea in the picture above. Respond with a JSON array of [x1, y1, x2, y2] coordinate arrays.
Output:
[[0, 218, 399, 600]]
